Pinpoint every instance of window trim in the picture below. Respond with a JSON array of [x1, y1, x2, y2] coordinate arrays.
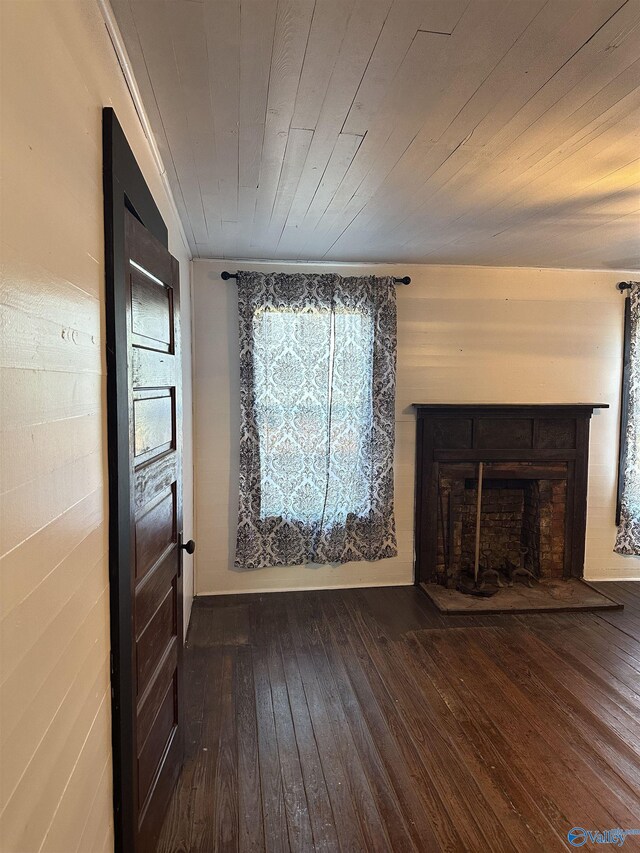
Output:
[[617, 295, 632, 526]]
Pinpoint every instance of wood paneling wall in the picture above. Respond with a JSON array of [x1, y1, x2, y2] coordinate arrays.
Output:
[[193, 260, 640, 595], [0, 2, 194, 851]]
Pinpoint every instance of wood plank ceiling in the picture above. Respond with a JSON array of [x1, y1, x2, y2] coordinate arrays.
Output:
[[110, 0, 640, 269]]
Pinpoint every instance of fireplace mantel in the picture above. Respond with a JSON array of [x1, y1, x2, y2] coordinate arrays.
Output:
[[413, 403, 608, 416], [412, 403, 608, 585]]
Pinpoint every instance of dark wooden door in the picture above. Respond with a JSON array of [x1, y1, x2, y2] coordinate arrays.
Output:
[[125, 208, 184, 852]]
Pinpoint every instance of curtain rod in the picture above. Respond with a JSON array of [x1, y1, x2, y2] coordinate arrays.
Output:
[[618, 281, 638, 292], [221, 270, 411, 285]]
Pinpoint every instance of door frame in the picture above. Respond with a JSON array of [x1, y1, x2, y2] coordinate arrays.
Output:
[[103, 107, 170, 853]]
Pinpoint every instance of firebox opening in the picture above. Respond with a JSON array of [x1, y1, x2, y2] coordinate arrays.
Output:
[[437, 465, 568, 588]]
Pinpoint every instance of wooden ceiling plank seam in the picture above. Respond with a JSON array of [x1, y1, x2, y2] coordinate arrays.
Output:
[[324, 0, 633, 247], [481, 14, 640, 169], [355, 61, 640, 255], [282, 0, 394, 237], [322, 6, 465, 219], [334, 0, 396, 137], [250, 0, 316, 239], [287, 0, 410, 240], [410, 106, 640, 241], [502, 192, 640, 261], [325, 0, 536, 209], [490, 57, 640, 182], [166, 0, 224, 255], [187, 0, 224, 256], [268, 128, 315, 229], [445, 0, 630, 152], [239, 0, 278, 192], [203, 0, 241, 228], [324, 0, 625, 246], [383, 146, 639, 265], [236, 0, 279, 255], [452, 100, 640, 235], [462, 43, 640, 186], [317, 27, 454, 235], [340, 0, 432, 136], [396, 92, 640, 253], [282, 131, 343, 229], [290, 0, 358, 132], [221, 219, 241, 260], [309, 126, 426, 255], [309, 36, 460, 257], [249, 0, 315, 239], [498, 60, 640, 188], [298, 132, 365, 250], [472, 115, 640, 233], [230, 185, 254, 257], [250, 127, 313, 255], [404, 219, 640, 267], [327, 130, 639, 263], [314, 0, 546, 255], [540, 216, 640, 270], [431, 169, 640, 264], [315, 150, 465, 260], [532, 0, 632, 92], [477, 0, 640, 157], [325, 96, 474, 246], [127, 0, 208, 245], [495, 206, 640, 269], [419, 0, 470, 37], [391, 148, 640, 266], [416, 155, 640, 264], [432, 0, 628, 154]]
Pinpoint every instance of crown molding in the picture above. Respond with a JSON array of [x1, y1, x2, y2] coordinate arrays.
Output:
[[97, 0, 192, 257]]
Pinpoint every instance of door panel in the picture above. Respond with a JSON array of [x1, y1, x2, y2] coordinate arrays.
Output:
[[133, 390, 175, 462], [130, 269, 174, 350], [136, 542, 178, 626], [138, 678, 177, 808], [125, 208, 183, 852], [135, 488, 176, 581], [137, 639, 178, 748], [136, 586, 176, 695]]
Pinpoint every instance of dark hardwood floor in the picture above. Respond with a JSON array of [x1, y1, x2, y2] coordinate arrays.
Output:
[[157, 583, 640, 852]]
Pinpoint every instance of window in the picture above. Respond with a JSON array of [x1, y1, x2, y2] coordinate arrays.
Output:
[[253, 306, 374, 524]]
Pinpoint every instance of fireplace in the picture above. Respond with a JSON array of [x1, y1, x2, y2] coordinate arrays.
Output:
[[413, 404, 607, 591]]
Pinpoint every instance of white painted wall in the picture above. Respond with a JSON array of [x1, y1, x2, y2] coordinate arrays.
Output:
[[0, 1, 194, 851], [193, 259, 640, 595]]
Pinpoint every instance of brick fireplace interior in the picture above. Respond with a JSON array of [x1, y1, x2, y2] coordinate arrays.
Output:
[[436, 463, 568, 588]]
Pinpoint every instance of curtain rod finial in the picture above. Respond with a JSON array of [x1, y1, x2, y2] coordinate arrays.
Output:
[[221, 270, 233, 280]]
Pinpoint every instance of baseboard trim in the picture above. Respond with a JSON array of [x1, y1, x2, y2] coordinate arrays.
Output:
[[584, 575, 640, 582], [195, 580, 415, 597]]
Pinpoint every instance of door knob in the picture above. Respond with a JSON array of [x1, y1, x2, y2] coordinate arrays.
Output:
[[180, 539, 196, 555]]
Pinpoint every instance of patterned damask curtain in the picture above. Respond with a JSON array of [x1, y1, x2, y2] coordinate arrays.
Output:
[[235, 271, 397, 569], [615, 282, 640, 555]]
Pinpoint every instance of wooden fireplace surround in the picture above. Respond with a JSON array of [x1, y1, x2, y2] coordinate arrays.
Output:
[[413, 404, 608, 585]]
